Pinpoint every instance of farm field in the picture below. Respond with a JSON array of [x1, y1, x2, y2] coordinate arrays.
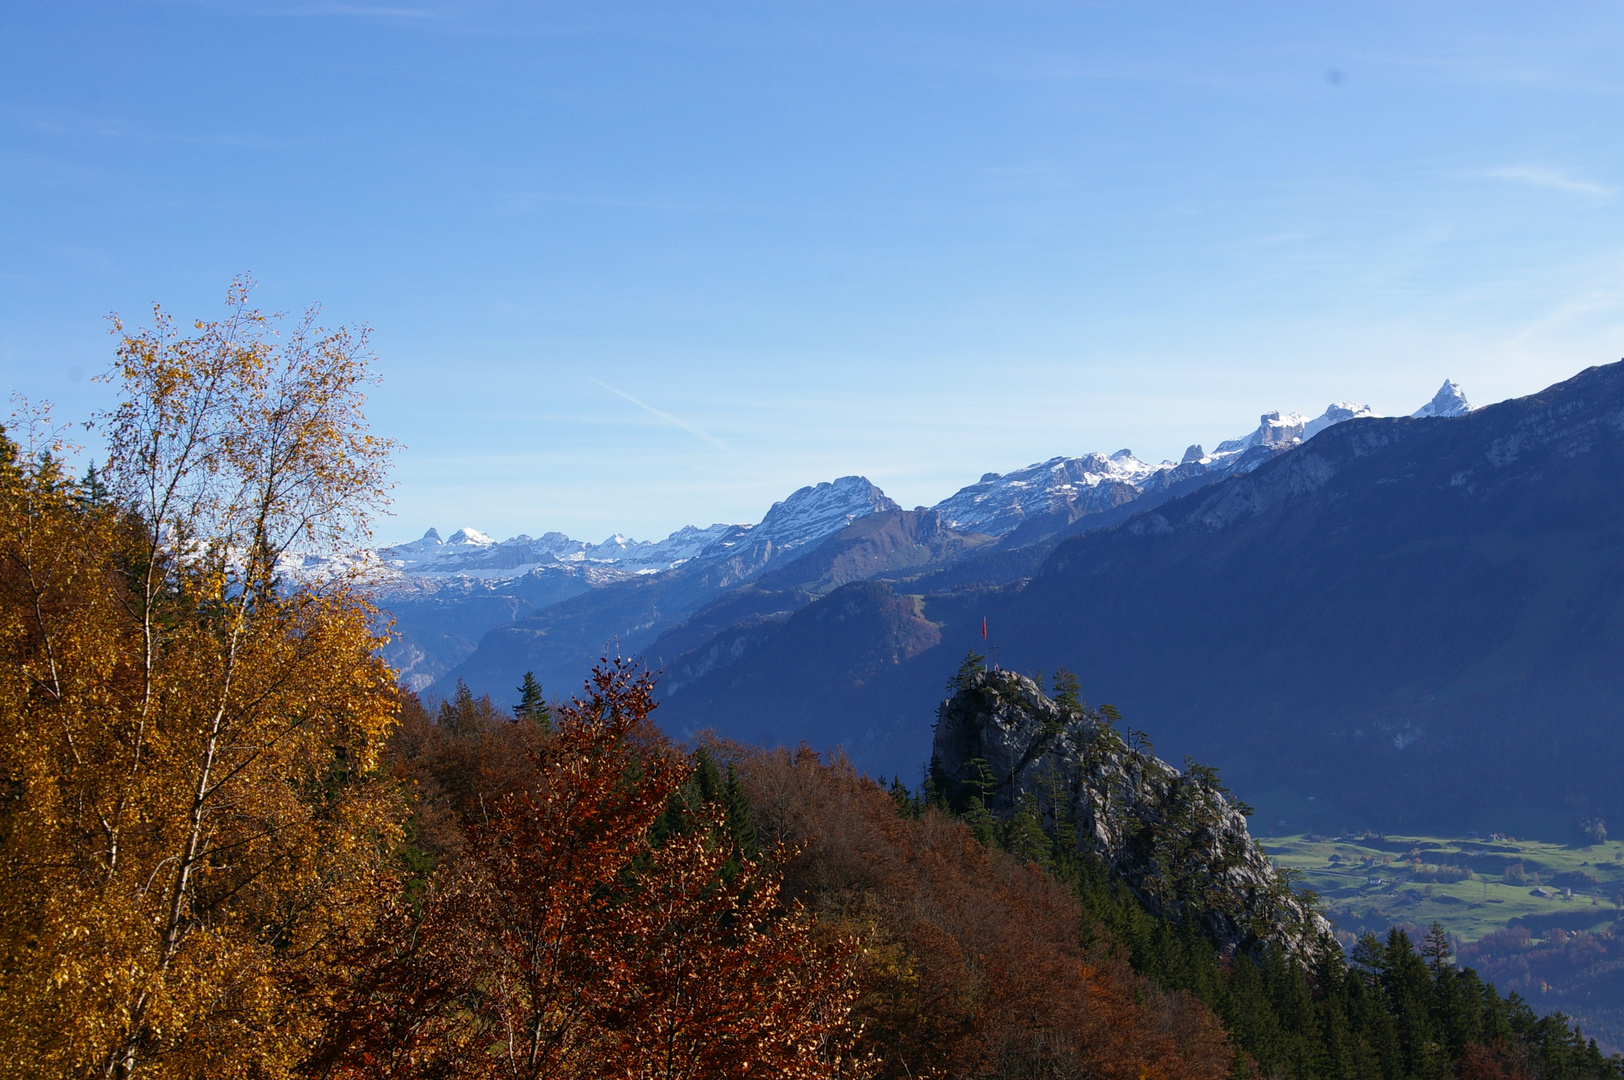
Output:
[[1264, 832, 1624, 945]]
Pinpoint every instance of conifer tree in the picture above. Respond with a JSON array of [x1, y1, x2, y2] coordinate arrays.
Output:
[[948, 648, 986, 690], [924, 753, 951, 810], [722, 762, 757, 857], [75, 460, 109, 508], [1052, 667, 1083, 711], [887, 776, 916, 818], [438, 679, 483, 737], [693, 745, 724, 805], [513, 669, 551, 730], [1420, 921, 1452, 972]]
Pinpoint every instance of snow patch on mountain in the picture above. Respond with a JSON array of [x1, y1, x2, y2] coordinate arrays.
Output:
[[379, 523, 739, 581], [574, 524, 741, 571], [1302, 402, 1377, 441]]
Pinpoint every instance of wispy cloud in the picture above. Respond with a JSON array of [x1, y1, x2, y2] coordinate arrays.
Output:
[[249, 3, 434, 17], [587, 378, 735, 455], [1480, 166, 1615, 200]]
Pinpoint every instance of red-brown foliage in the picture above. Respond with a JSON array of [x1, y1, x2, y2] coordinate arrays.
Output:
[[381, 684, 550, 861], [735, 743, 1236, 1080], [311, 663, 866, 1079], [1455, 1040, 1532, 1080]]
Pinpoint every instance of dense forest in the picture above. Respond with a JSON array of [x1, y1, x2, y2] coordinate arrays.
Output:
[[1, 288, 1621, 1077]]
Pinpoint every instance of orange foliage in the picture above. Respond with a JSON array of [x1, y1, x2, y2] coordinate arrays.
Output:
[[737, 744, 1235, 1080]]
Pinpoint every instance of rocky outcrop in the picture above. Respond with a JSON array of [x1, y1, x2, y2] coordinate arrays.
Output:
[[932, 669, 1336, 965]]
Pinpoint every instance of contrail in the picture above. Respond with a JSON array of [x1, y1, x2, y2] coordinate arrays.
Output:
[[587, 377, 735, 455]]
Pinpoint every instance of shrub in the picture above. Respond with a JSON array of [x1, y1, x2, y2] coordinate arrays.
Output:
[[1413, 863, 1473, 883]]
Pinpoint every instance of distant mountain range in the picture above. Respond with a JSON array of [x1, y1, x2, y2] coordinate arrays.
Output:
[[376, 476, 899, 691], [647, 362, 1624, 842], [375, 382, 1470, 696]]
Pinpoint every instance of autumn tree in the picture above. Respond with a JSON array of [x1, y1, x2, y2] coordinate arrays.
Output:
[[317, 660, 869, 1080], [737, 744, 1235, 1080], [0, 280, 402, 1079]]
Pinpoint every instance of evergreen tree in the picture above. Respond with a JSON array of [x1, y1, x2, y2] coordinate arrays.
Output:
[[75, 461, 109, 509], [692, 746, 724, 806], [1052, 667, 1082, 711], [722, 763, 757, 857], [923, 753, 950, 810], [1001, 792, 1052, 870], [948, 648, 986, 690], [955, 757, 1000, 846], [1420, 922, 1452, 972], [513, 670, 552, 730], [887, 776, 917, 818], [439, 680, 482, 737]]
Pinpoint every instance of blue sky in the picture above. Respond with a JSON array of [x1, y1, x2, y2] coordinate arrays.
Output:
[[4, 2, 1623, 545]]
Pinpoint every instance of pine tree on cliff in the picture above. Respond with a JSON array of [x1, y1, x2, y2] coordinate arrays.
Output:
[[1052, 667, 1082, 711], [949, 649, 986, 690]]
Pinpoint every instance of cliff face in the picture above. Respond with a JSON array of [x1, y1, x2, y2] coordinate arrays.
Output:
[[932, 669, 1335, 965]]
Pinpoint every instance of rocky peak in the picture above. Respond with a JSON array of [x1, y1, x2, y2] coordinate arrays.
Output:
[[748, 475, 900, 553], [1412, 379, 1471, 419], [932, 668, 1335, 965]]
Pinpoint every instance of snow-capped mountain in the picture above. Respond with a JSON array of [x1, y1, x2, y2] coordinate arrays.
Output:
[[380, 380, 1470, 696], [730, 476, 899, 555], [379, 475, 897, 588], [383, 383, 1469, 582], [932, 451, 1155, 537], [378, 476, 898, 693], [1411, 379, 1471, 419], [648, 360, 1624, 841], [930, 396, 1400, 539], [381, 523, 740, 579]]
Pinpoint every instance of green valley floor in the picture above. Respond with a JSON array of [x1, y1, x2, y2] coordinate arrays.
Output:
[[1267, 832, 1624, 1051]]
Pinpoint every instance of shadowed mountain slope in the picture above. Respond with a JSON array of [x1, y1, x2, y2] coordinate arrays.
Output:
[[657, 360, 1624, 839], [434, 503, 987, 707]]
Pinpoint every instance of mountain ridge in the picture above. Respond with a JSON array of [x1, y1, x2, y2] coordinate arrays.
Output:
[[652, 360, 1624, 841], [398, 386, 1465, 701]]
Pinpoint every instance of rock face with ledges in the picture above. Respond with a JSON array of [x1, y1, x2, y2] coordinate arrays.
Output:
[[932, 669, 1335, 964]]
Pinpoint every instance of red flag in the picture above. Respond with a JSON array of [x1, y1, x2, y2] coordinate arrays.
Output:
[[982, 617, 987, 640]]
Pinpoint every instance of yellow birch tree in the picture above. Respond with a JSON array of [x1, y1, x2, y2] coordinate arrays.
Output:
[[0, 279, 402, 1078]]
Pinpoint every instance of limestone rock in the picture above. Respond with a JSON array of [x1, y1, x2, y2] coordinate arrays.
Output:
[[932, 669, 1336, 965]]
